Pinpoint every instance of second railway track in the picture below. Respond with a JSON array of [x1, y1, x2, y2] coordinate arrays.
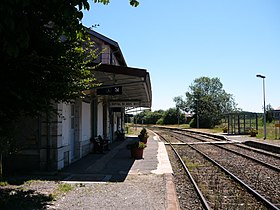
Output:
[[151, 127, 280, 210]]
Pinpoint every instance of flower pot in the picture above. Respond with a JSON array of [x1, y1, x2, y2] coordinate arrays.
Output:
[[131, 148, 144, 159]]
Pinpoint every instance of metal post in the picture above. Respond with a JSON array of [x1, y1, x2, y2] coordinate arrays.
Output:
[[256, 74, 266, 140], [196, 100, 199, 128], [263, 77, 266, 139]]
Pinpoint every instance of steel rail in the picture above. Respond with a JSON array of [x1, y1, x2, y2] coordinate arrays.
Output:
[[171, 127, 280, 158], [155, 132, 211, 210], [172, 129, 280, 172], [214, 144, 280, 172], [188, 144, 280, 210], [154, 128, 279, 209]]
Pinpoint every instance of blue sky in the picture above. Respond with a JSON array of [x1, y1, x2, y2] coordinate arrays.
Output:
[[82, 0, 280, 112]]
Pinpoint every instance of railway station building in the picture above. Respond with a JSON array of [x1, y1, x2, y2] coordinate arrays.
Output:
[[4, 30, 152, 172]]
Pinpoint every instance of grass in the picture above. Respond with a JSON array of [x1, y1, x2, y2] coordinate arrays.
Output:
[[162, 124, 190, 129], [0, 181, 8, 186], [48, 183, 74, 200], [182, 157, 202, 172], [187, 121, 280, 140], [55, 183, 73, 194], [254, 125, 280, 140]]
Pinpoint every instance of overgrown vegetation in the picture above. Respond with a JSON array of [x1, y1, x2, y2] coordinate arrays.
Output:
[[183, 157, 203, 172], [0, 181, 8, 187], [53, 183, 74, 197]]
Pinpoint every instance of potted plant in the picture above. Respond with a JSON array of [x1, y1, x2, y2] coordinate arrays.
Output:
[[127, 141, 147, 159], [249, 127, 258, 137], [138, 128, 149, 144]]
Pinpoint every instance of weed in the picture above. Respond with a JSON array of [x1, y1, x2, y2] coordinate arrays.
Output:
[[0, 181, 8, 186], [51, 183, 74, 199], [182, 157, 202, 172], [57, 183, 73, 193]]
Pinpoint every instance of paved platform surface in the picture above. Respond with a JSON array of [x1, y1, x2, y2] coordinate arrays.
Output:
[[188, 128, 280, 147], [60, 132, 180, 210], [225, 134, 280, 146]]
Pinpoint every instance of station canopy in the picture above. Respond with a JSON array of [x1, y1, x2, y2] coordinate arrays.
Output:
[[90, 64, 152, 108]]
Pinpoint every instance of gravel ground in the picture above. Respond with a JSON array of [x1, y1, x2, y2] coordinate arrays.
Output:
[[50, 174, 166, 210], [193, 143, 280, 208], [166, 146, 204, 210], [0, 174, 167, 210]]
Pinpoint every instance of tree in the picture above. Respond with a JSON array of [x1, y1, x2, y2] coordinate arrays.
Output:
[[145, 110, 165, 124], [134, 110, 164, 124], [161, 108, 185, 125], [1, 0, 139, 120], [175, 77, 238, 128], [266, 104, 274, 123], [134, 108, 186, 125], [174, 96, 188, 112], [0, 0, 139, 177]]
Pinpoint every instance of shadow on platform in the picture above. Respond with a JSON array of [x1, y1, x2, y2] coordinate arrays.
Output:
[[3, 137, 138, 184]]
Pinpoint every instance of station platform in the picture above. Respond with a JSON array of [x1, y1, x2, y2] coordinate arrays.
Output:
[[187, 128, 280, 152], [225, 134, 280, 146], [60, 132, 180, 210]]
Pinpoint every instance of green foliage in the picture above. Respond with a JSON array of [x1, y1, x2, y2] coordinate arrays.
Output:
[[156, 118, 164, 125], [140, 128, 148, 136], [134, 108, 187, 125], [266, 104, 274, 123], [0, 0, 140, 155], [174, 96, 188, 112], [175, 77, 238, 128], [95, 0, 139, 7], [189, 118, 196, 128], [0, 0, 98, 124], [127, 141, 147, 150], [161, 108, 185, 125], [248, 127, 258, 135], [0, 181, 8, 186], [138, 128, 149, 141], [182, 157, 202, 172], [134, 109, 164, 124], [56, 183, 74, 194]]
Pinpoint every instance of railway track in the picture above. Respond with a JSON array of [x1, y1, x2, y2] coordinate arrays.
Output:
[[168, 128, 280, 171], [152, 128, 280, 210]]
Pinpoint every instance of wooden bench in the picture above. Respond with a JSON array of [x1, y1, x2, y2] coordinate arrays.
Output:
[[90, 135, 110, 154]]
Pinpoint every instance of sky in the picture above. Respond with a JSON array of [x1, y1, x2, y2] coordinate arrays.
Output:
[[82, 0, 280, 113]]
